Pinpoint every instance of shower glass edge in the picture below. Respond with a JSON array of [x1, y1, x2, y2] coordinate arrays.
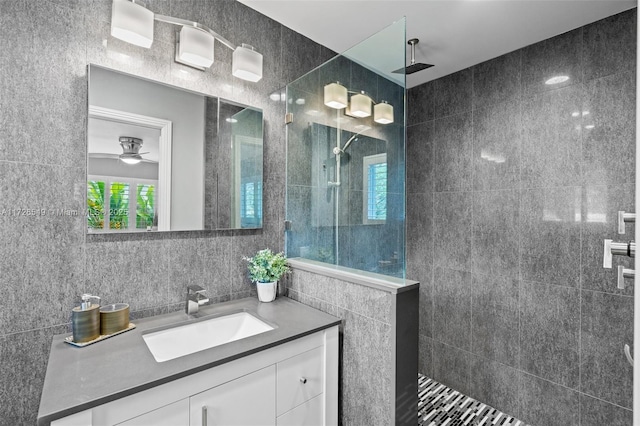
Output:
[[284, 18, 407, 280]]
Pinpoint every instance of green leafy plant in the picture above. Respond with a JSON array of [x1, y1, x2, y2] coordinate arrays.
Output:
[[244, 249, 290, 283], [136, 184, 155, 228], [87, 180, 105, 229]]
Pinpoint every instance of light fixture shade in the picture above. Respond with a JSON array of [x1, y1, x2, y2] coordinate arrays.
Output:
[[120, 155, 142, 165], [178, 26, 215, 68], [232, 44, 263, 82], [324, 82, 348, 109], [349, 93, 372, 118], [111, 0, 154, 48], [374, 102, 394, 124]]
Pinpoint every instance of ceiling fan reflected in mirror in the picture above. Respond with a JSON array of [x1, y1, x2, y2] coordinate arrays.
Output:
[[119, 136, 149, 165]]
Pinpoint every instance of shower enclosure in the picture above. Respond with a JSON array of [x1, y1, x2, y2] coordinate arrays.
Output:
[[285, 19, 407, 278]]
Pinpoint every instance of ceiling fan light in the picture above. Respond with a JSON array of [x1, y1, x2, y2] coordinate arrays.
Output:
[[232, 44, 263, 82], [119, 154, 142, 164], [178, 26, 215, 68], [110, 0, 155, 48]]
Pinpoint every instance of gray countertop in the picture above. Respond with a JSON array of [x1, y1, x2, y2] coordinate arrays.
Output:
[[37, 297, 341, 426]]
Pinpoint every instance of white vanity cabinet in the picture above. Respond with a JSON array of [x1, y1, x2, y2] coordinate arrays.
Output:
[[190, 366, 276, 426], [50, 326, 338, 426]]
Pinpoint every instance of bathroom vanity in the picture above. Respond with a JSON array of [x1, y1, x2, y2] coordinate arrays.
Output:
[[37, 298, 340, 426]]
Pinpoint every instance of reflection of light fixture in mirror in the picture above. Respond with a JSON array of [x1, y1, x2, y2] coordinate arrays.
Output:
[[545, 75, 569, 85], [324, 82, 348, 109], [110, 1, 263, 82], [110, 0, 154, 48], [177, 26, 214, 69], [324, 82, 393, 125], [233, 44, 263, 82], [119, 136, 146, 165], [225, 117, 238, 123], [374, 101, 394, 124], [349, 92, 372, 118]]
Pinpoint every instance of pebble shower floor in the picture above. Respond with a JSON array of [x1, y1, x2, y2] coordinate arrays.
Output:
[[418, 374, 530, 426]]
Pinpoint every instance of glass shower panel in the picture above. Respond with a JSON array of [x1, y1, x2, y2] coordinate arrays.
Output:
[[285, 18, 407, 278]]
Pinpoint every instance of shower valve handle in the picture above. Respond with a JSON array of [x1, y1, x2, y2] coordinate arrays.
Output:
[[603, 239, 635, 269]]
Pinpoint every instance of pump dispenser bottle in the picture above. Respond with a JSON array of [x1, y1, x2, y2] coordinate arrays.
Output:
[[72, 294, 101, 343]]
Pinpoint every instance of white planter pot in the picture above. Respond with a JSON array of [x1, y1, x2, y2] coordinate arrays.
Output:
[[256, 281, 277, 302]]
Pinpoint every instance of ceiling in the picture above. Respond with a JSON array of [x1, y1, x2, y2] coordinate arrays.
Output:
[[239, 0, 636, 88]]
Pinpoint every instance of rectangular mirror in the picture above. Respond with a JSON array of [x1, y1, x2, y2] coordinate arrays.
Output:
[[87, 65, 263, 233]]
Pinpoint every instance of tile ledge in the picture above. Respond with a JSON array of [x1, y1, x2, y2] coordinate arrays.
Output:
[[288, 258, 419, 294]]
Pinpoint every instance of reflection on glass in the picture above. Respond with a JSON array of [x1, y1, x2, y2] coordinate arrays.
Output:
[[284, 18, 406, 278]]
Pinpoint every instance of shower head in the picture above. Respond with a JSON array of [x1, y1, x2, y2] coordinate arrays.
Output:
[[392, 38, 434, 75]]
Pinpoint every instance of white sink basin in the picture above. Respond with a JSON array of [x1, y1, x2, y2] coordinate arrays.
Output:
[[143, 311, 274, 362]]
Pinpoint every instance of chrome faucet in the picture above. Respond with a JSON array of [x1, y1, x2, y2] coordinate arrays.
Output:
[[186, 285, 209, 315]]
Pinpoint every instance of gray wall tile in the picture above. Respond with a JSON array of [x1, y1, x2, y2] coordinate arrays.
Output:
[[408, 81, 434, 125], [410, 8, 635, 423], [519, 281, 580, 389], [472, 99, 521, 191], [583, 9, 636, 81], [471, 273, 519, 367], [520, 187, 582, 288], [432, 341, 470, 395], [473, 50, 521, 108], [581, 290, 633, 408], [472, 190, 519, 278], [580, 393, 633, 426], [418, 335, 433, 377], [521, 84, 583, 188], [521, 27, 583, 96], [468, 355, 520, 418], [433, 191, 472, 271], [433, 112, 473, 192], [434, 69, 472, 118], [406, 122, 434, 193], [582, 71, 636, 186], [433, 267, 471, 350], [519, 373, 580, 426]]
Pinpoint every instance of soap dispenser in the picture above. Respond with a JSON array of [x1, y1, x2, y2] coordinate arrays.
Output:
[[72, 294, 101, 343]]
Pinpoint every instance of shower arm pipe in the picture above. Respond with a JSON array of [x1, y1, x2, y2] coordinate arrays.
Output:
[[154, 14, 236, 50]]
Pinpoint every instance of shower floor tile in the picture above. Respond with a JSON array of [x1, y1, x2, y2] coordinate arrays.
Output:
[[418, 374, 529, 426]]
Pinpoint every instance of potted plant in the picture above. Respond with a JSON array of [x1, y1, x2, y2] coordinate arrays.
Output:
[[244, 249, 290, 302]]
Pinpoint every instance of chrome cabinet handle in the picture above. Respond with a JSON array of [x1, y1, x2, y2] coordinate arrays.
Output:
[[300, 377, 307, 384], [624, 344, 634, 367], [202, 406, 207, 426]]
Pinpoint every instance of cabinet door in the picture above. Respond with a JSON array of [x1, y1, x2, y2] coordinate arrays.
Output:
[[277, 394, 323, 426], [190, 365, 276, 426], [116, 399, 189, 425]]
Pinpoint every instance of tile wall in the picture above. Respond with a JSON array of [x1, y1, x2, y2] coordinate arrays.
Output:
[[407, 9, 636, 426], [0, 0, 334, 423]]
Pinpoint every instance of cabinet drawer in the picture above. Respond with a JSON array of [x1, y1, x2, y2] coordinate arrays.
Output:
[[277, 394, 323, 426], [277, 346, 323, 416], [116, 399, 189, 426]]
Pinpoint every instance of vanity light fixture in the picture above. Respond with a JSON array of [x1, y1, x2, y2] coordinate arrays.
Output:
[[110, 0, 154, 48], [232, 44, 264, 82], [374, 101, 394, 124], [110, 0, 263, 81], [323, 82, 394, 125], [349, 92, 372, 118], [324, 82, 348, 109], [177, 26, 215, 69]]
